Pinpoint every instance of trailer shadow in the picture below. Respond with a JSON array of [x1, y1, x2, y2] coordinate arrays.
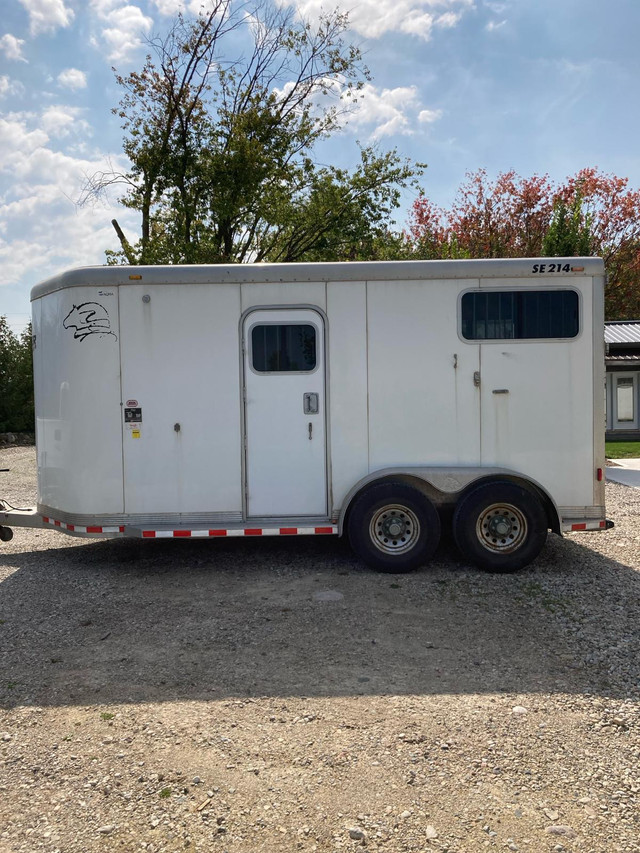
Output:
[[0, 530, 638, 708]]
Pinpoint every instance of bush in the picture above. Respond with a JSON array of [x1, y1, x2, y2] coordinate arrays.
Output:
[[0, 318, 34, 433]]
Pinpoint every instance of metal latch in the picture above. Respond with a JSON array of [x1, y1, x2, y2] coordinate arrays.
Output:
[[303, 392, 319, 414], [473, 371, 481, 387]]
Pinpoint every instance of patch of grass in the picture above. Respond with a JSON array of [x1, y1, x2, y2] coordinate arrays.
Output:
[[159, 787, 172, 799], [100, 712, 115, 721], [606, 441, 640, 459], [519, 579, 568, 615]]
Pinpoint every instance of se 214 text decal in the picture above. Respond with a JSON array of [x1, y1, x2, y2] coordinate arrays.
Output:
[[531, 263, 572, 274]]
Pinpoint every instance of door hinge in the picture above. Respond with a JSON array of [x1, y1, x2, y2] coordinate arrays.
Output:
[[473, 371, 481, 387]]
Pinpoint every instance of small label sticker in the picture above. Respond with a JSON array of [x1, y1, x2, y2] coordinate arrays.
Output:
[[124, 407, 142, 424], [132, 429, 141, 439], [126, 399, 138, 407]]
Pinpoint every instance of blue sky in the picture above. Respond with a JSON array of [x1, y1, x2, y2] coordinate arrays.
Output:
[[1, 0, 639, 332]]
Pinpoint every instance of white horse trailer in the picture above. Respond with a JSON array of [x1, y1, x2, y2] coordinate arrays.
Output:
[[1, 258, 612, 572]]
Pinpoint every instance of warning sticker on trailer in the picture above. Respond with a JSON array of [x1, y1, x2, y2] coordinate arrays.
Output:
[[124, 407, 142, 424], [125, 407, 142, 437]]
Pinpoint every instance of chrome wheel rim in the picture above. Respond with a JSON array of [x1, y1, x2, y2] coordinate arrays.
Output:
[[369, 504, 420, 555], [476, 503, 528, 553]]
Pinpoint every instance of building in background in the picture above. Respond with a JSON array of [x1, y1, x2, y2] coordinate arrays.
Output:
[[605, 321, 640, 439]]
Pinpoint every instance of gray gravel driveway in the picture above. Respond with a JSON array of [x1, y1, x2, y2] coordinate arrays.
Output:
[[1, 446, 640, 853]]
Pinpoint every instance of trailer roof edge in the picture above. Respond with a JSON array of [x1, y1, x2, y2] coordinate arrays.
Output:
[[30, 257, 606, 301]]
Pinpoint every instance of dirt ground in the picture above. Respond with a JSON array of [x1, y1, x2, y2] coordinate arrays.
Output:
[[1, 446, 640, 853]]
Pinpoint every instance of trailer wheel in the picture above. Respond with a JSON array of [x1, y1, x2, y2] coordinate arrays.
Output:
[[348, 482, 441, 573], [0, 526, 13, 542], [452, 481, 547, 573]]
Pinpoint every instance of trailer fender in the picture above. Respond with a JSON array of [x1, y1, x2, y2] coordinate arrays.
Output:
[[337, 467, 561, 536]]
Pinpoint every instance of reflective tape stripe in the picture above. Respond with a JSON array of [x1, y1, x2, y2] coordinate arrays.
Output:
[[43, 518, 338, 538], [565, 519, 609, 532]]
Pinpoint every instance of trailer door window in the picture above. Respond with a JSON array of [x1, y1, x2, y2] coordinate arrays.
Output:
[[461, 290, 579, 340], [251, 323, 317, 372]]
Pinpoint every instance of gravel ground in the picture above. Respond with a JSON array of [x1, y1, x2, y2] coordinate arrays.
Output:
[[1, 446, 640, 853]]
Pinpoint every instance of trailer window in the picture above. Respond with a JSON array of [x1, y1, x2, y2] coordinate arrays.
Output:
[[251, 324, 317, 372], [461, 290, 579, 340]]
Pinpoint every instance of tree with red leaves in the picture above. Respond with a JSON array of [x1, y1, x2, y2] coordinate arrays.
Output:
[[408, 168, 640, 319]]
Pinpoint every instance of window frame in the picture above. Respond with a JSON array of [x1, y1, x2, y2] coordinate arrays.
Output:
[[247, 320, 321, 376], [457, 286, 582, 344], [612, 371, 639, 430]]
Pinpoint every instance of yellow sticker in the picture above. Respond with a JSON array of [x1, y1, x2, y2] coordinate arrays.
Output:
[[132, 429, 141, 439]]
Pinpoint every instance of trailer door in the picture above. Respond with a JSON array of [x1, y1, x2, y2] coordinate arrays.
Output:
[[469, 284, 594, 507], [243, 309, 327, 518]]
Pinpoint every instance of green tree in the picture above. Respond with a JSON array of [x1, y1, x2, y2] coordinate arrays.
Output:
[[542, 194, 592, 257], [0, 319, 34, 433], [408, 168, 640, 318], [85, 1, 424, 265]]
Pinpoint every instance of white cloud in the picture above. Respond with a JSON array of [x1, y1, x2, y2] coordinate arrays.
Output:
[[0, 34, 27, 62], [150, 0, 182, 13], [273, 0, 473, 41], [0, 113, 136, 289], [41, 105, 91, 138], [0, 77, 26, 99], [57, 68, 88, 90], [0, 114, 49, 162], [18, 0, 74, 35], [435, 11, 463, 28], [418, 108, 443, 124], [346, 83, 441, 139], [149, 0, 221, 14], [91, 3, 154, 63], [486, 18, 507, 32]]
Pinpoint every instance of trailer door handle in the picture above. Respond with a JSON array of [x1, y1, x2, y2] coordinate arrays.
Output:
[[303, 392, 319, 414]]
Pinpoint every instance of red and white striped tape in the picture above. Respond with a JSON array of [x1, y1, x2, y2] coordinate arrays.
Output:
[[42, 516, 125, 534], [567, 520, 608, 532], [140, 526, 337, 539], [42, 516, 337, 538]]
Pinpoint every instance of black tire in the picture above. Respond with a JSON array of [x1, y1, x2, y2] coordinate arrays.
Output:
[[347, 482, 441, 573], [0, 526, 13, 542], [452, 480, 547, 573]]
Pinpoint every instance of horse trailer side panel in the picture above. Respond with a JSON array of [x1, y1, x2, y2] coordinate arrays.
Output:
[[240, 281, 327, 313], [367, 279, 481, 470], [34, 286, 123, 515], [326, 280, 369, 512], [119, 283, 243, 515]]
